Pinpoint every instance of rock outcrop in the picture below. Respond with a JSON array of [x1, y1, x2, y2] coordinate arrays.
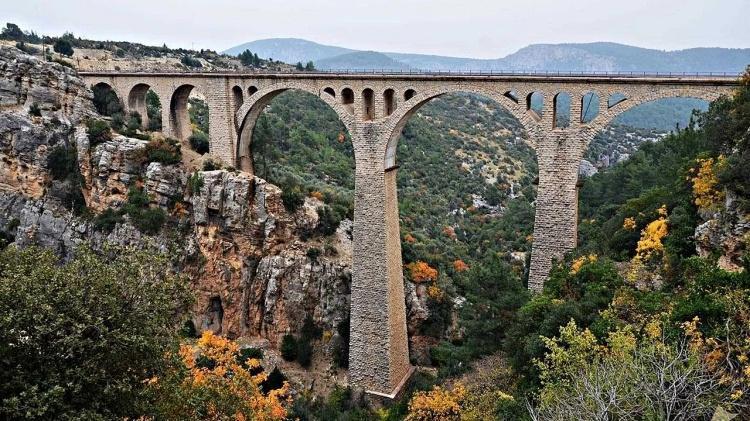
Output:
[[695, 191, 750, 272], [0, 45, 353, 358]]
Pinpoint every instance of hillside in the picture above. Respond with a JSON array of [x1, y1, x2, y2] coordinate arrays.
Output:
[[315, 50, 411, 71], [225, 38, 750, 73]]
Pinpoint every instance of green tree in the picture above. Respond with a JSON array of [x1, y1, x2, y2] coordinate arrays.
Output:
[[0, 245, 192, 420], [53, 38, 73, 56], [295, 61, 304, 71], [305, 61, 315, 71]]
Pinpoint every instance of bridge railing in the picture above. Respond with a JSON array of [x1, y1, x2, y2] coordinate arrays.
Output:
[[79, 68, 743, 78]]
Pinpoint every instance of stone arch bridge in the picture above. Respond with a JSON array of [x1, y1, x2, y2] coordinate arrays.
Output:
[[79, 70, 739, 397]]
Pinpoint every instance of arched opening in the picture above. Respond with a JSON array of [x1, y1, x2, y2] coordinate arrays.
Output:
[[323, 87, 336, 97], [578, 95, 712, 251], [504, 90, 520, 104], [553, 92, 571, 128], [248, 86, 258, 96], [383, 88, 395, 116], [92, 82, 123, 117], [404, 89, 416, 101], [127, 84, 162, 131], [527, 92, 544, 119], [384, 91, 537, 366], [232, 85, 244, 113], [170, 84, 210, 154], [581, 92, 600, 123], [362, 88, 374, 120], [608, 93, 627, 109], [341, 88, 354, 114]]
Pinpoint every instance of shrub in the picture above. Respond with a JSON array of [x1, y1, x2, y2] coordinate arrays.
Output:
[[86, 119, 111, 145], [180, 319, 198, 338], [28, 102, 41, 117], [297, 339, 313, 367], [47, 145, 77, 180], [306, 247, 321, 261], [180, 55, 202, 68], [53, 38, 73, 56], [189, 131, 210, 154], [280, 334, 298, 361], [0, 245, 192, 420], [186, 172, 204, 196], [131, 207, 167, 235], [144, 137, 181, 165], [202, 159, 220, 171]]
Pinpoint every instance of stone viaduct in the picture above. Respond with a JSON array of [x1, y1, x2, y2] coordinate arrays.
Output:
[[79, 70, 739, 397]]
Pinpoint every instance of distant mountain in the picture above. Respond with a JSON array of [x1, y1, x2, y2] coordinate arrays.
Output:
[[223, 39, 750, 73], [315, 51, 411, 71], [223, 38, 354, 64]]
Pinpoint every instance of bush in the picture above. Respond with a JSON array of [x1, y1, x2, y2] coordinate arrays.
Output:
[[297, 339, 312, 367], [280, 334, 298, 361], [86, 119, 112, 145], [306, 247, 321, 261], [0, 245, 192, 420], [189, 131, 210, 154], [28, 102, 41, 117], [47, 145, 77, 180], [202, 159, 220, 171], [53, 38, 73, 56], [180, 55, 202, 68], [144, 137, 181, 165], [186, 172, 204, 196]]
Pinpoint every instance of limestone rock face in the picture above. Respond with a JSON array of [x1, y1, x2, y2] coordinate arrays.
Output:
[[695, 191, 750, 272]]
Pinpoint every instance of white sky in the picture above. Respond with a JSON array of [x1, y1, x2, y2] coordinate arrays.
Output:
[[4, 0, 749, 58]]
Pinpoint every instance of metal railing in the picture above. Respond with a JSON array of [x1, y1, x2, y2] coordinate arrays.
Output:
[[79, 68, 743, 78]]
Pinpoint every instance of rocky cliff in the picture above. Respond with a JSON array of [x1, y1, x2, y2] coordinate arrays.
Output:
[[0, 45, 356, 362]]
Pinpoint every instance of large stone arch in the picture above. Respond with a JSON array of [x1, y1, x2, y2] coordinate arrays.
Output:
[[587, 86, 729, 140], [234, 83, 356, 174], [379, 86, 535, 169], [169, 84, 197, 142]]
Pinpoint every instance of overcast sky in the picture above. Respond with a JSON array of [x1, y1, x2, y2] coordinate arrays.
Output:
[[5, 0, 749, 58]]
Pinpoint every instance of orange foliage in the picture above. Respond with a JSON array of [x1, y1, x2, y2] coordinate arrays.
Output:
[[442, 226, 457, 240], [406, 383, 466, 421], [309, 190, 324, 200], [453, 259, 469, 272], [406, 261, 438, 283], [158, 331, 290, 420], [404, 234, 417, 244]]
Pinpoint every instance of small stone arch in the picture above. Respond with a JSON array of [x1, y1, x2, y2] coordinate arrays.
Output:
[[526, 92, 544, 121], [580, 91, 600, 123], [341, 88, 354, 114], [383, 88, 395, 116], [403, 89, 416, 101], [248, 86, 259, 96], [323, 87, 336, 97], [169, 84, 202, 142], [232, 85, 244, 113], [92, 82, 123, 117], [127, 83, 153, 129], [362, 88, 374, 120], [553, 92, 571, 129]]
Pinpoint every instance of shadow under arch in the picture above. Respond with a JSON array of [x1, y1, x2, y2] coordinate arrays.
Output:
[[383, 87, 534, 169], [235, 86, 356, 174], [92, 81, 123, 117]]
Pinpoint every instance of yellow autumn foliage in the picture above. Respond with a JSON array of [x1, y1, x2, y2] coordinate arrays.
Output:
[[690, 156, 726, 210], [634, 206, 669, 261], [406, 260, 438, 283], [570, 254, 598, 275], [406, 383, 466, 421], [622, 217, 637, 230]]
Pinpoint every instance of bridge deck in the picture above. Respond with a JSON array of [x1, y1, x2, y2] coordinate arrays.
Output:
[[79, 70, 740, 85]]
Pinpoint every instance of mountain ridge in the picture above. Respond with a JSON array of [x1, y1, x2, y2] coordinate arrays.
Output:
[[224, 39, 750, 72]]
